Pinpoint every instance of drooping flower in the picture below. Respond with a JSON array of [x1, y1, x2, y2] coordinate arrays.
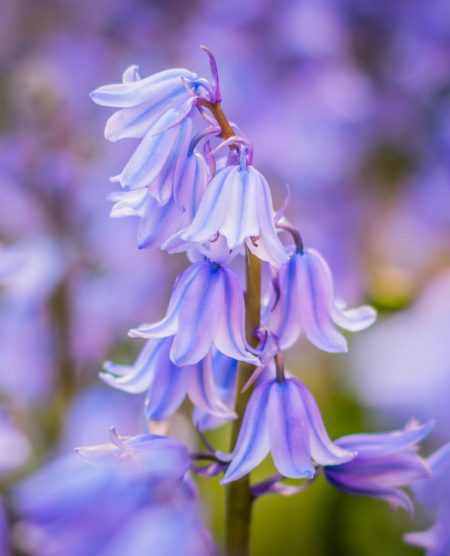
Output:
[[180, 163, 288, 267], [324, 420, 433, 513], [75, 427, 190, 478], [101, 339, 236, 422], [110, 108, 193, 205], [109, 150, 208, 250], [90, 66, 200, 141], [192, 351, 238, 431], [14, 430, 216, 556], [129, 259, 259, 366], [270, 247, 376, 351], [405, 442, 450, 556], [221, 377, 354, 484]]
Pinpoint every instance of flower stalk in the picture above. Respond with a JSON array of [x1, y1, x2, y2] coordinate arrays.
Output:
[[225, 249, 261, 556], [199, 94, 262, 555]]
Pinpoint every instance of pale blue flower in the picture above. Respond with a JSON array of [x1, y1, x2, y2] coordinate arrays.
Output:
[[129, 260, 259, 366], [324, 420, 433, 513], [90, 66, 199, 141], [270, 247, 376, 351], [109, 150, 208, 249], [222, 377, 354, 484], [101, 340, 236, 422], [192, 352, 238, 431], [110, 108, 193, 205], [180, 163, 288, 267], [15, 430, 215, 556]]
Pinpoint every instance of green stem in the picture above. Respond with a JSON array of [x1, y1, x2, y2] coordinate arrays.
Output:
[[199, 97, 261, 555], [225, 250, 261, 556]]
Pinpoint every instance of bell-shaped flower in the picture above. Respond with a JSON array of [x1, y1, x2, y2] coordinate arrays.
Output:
[[111, 108, 193, 205], [129, 260, 259, 367], [405, 442, 450, 555], [109, 150, 208, 249], [90, 65, 200, 141], [75, 427, 190, 481], [221, 377, 354, 484], [101, 339, 236, 422], [270, 247, 377, 351], [192, 352, 238, 431], [180, 163, 288, 267], [324, 420, 433, 513], [14, 430, 215, 556]]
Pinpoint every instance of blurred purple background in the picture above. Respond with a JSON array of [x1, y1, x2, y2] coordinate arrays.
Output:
[[0, 1, 449, 554]]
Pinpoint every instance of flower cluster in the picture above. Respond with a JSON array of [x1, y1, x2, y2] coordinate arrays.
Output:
[[84, 48, 434, 552]]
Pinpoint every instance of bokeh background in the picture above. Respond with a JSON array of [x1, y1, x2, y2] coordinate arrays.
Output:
[[1, 0, 449, 554]]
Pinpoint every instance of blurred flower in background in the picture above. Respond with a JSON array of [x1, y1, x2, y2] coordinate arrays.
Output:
[[0, 0, 449, 554]]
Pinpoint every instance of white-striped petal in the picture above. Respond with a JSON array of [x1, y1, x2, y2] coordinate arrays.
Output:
[[297, 249, 348, 352], [100, 338, 170, 394], [181, 166, 234, 243], [170, 263, 224, 366], [268, 380, 315, 479], [90, 68, 196, 107], [188, 353, 237, 418], [221, 381, 271, 484], [295, 380, 355, 465], [129, 263, 204, 339], [214, 267, 259, 365]]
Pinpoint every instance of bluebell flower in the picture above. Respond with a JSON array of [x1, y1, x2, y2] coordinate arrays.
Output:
[[15, 430, 216, 556], [406, 442, 450, 556], [90, 66, 200, 141], [324, 420, 433, 513], [109, 150, 208, 250], [222, 377, 354, 483], [101, 339, 236, 422], [110, 108, 193, 205], [192, 351, 238, 431], [180, 163, 288, 267], [74, 427, 190, 477], [129, 260, 259, 366], [270, 247, 377, 351]]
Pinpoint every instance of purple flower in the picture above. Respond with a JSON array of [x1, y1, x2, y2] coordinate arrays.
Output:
[[180, 163, 288, 267], [222, 377, 354, 484], [109, 150, 208, 250], [324, 420, 433, 513], [75, 427, 190, 478], [129, 260, 259, 366], [90, 66, 199, 141], [101, 339, 236, 422], [270, 247, 376, 351], [15, 430, 215, 556], [193, 351, 238, 431], [406, 442, 450, 555], [110, 108, 193, 205]]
